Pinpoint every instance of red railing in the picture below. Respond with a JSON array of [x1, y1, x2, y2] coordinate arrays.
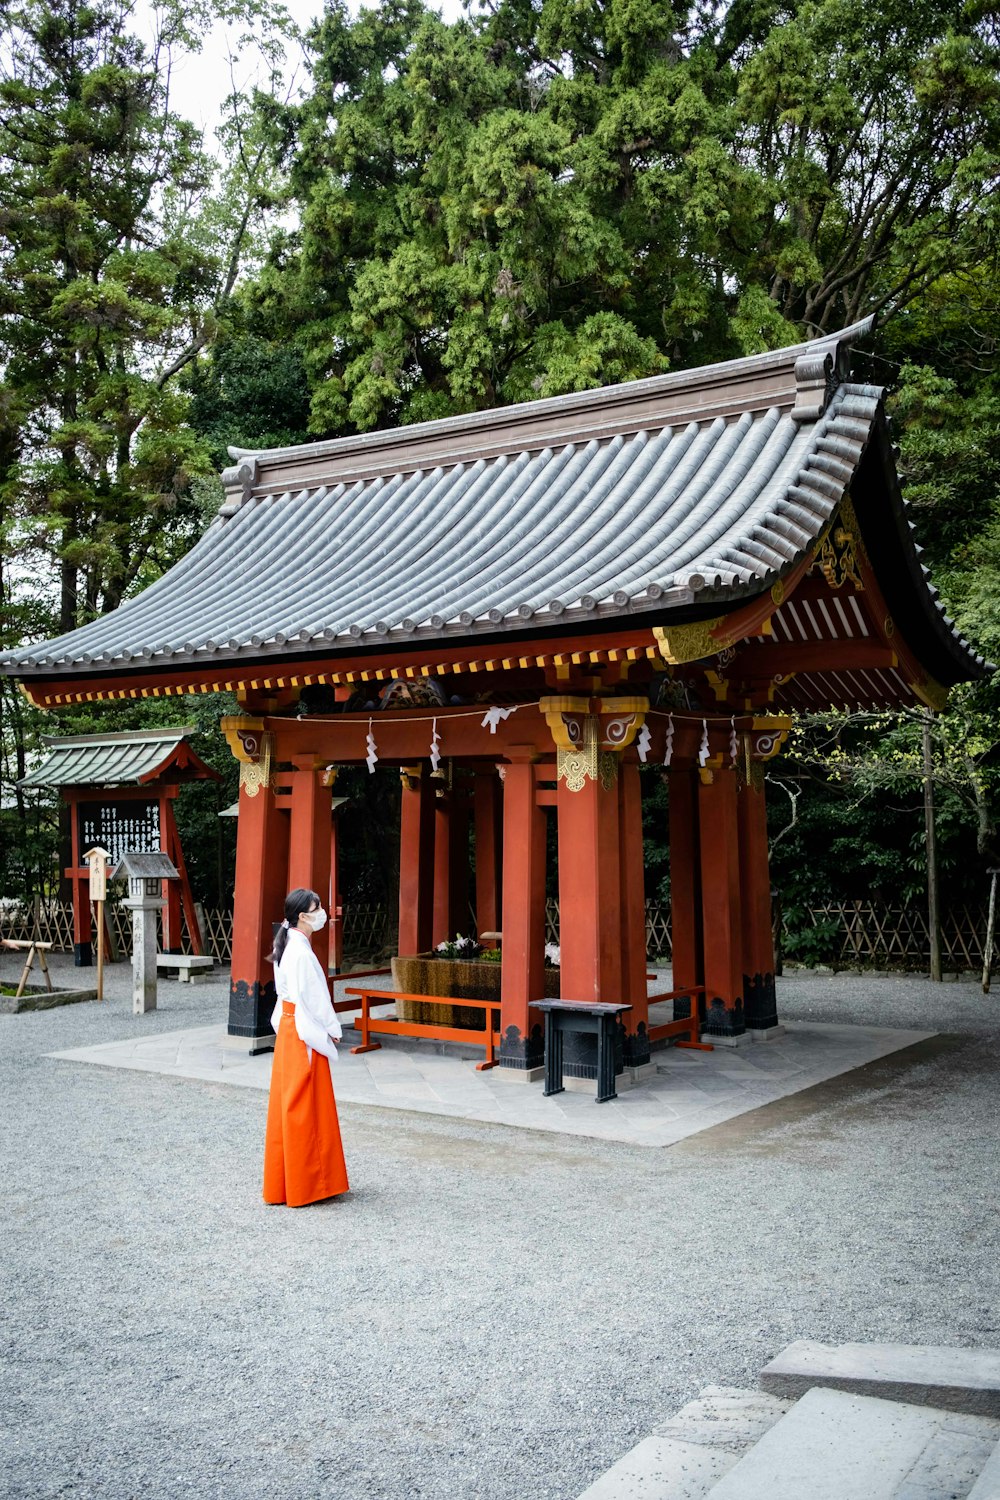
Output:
[[340, 987, 502, 1070], [647, 985, 713, 1051]]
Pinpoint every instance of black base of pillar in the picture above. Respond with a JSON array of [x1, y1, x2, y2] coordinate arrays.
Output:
[[622, 1021, 650, 1068], [228, 977, 277, 1038], [744, 972, 778, 1030], [672, 992, 706, 1023], [701, 996, 746, 1037], [74, 943, 92, 968], [498, 1023, 544, 1070]]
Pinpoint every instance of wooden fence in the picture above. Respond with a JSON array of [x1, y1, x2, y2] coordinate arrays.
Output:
[[0, 896, 993, 973], [0, 897, 390, 964]]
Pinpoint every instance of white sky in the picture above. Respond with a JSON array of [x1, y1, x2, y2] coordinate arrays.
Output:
[[157, 0, 468, 144]]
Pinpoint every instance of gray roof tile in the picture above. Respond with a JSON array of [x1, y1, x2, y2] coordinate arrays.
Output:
[[0, 321, 984, 681]]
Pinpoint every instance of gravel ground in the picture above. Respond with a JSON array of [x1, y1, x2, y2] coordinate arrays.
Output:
[[2, 956, 999, 1500]]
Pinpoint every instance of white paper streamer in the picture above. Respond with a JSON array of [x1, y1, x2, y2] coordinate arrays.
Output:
[[730, 716, 738, 766], [636, 725, 652, 763], [365, 718, 378, 774], [430, 717, 442, 772], [481, 705, 515, 734], [698, 719, 710, 768], [663, 714, 675, 768]]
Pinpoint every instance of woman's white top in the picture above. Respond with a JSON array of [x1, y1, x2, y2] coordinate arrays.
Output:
[[270, 929, 343, 1063]]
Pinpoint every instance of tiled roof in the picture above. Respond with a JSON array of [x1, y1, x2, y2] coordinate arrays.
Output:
[[0, 320, 985, 682], [19, 727, 200, 787]]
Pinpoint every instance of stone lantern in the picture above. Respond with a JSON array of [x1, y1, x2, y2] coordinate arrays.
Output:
[[110, 852, 180, 1014]]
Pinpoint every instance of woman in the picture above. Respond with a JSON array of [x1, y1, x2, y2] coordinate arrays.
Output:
[[263, 887, 350, 1207]]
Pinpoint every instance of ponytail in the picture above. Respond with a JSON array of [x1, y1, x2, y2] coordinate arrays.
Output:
[[270, 887, 322, 964]]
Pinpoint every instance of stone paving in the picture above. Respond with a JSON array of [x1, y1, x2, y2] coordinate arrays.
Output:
[[46, 975, 932, 1147], [3, 950, 999, 1500]]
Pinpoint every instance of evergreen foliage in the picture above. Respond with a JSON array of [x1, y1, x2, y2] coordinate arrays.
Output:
[[1, 0, 999, 947]]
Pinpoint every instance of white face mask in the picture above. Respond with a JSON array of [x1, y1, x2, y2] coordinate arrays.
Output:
[[303, 907, 327, 932]]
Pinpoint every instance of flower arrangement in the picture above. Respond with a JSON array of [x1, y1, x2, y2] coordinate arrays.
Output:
[[544, 943, 560, 967], [433, 934, 482, 960]]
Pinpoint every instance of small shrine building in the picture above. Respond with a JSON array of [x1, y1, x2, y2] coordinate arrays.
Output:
[[18, 726, 220, 964], [1, 319, 986, 1069]]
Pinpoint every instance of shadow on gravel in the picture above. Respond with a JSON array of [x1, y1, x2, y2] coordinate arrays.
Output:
[[672, 1033, 999, 1160]]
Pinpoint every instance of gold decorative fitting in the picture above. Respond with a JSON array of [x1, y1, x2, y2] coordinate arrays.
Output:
[[598, 696, 648, 750], [220, 714, 266, 763], [220, 716, 272, 796], [598, 752, 619, 791], [652, 618, 731, 665], [818, 523, 863, 591], [884, 615, 895, 638], [399, 764, 423, 792], [770, 579, 785, 606], [748, 715, 791, 762], [540, 695, 591, 751], [240, 755, 270, 798], [557, 716, 599, 792]]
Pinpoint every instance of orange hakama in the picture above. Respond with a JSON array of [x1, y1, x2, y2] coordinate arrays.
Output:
[[263, 1000, 350, 1207]]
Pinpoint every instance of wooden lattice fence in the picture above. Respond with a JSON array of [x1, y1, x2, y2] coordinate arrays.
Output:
[[2, 896, 997, 973]]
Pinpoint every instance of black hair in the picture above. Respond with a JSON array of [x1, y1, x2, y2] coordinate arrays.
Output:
[[271, 887, 321, 965]]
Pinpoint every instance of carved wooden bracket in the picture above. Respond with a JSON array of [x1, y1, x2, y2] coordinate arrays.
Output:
[[220, 715, 273, 797]]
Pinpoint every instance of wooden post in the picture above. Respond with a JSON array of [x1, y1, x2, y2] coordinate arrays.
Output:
[[498, 753, 547, 1072], [618, 760, 650, 1065], [982, 869, 998, 995], [737, 770, 778, 1031], [287, 756, 333, 977], [84, 847, 110, 1002], [162, 795, 204, 956], [697, 768, 746, 1038], [923, 709, 942, 982], [668, 770, 703, 1019], [556, 763, 622, 1003], [66, 791, 93, 967], [397, 767, 435, 956], [160, 790, 184, 953], [330, 810, 343, 973], [432, 788, 452, 948], [474, 772, 502, 937], [229, 776, 289, 1049]]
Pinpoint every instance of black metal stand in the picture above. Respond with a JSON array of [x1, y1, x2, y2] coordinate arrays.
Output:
[[533, 1000, 632, 1103]]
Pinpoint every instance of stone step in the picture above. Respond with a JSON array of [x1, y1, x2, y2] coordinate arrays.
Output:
[[761, 1340, 1000, 1417], [705, 1387, 1000, 1500], [576, 1386, 791, 1499], [967, 1438, 1000, 1499]]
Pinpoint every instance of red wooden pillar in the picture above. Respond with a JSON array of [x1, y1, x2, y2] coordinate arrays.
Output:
[[668, 770, 703, 1019], [65, 790, 92, 966], [697, 767, 746, 1037], [432, 788, 470, 944], [397, 767, 435, 956], [229, 777, 289, 1049], [330, 810, 343, 973], [287, 756, 333, 976], [499, 754, 547, 1071], [619, 760, 650, 1064], [738, 772, 778, 1030], [160, 790, 184, 953], [474, 772, 502, 937], [557, 765, 622, 1004], [162, 794, 205, 956]]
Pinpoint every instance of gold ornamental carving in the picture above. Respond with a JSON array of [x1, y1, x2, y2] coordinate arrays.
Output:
[[598, 696, 648, 750], [913, 676, 949, 712], [818, 524, 863, 591], [598, 752, 619, 790], [652, 618, 732, 665], [220, 715, 273, 797], [556, 715, 599, 792], [540, 696, 591, 751]]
